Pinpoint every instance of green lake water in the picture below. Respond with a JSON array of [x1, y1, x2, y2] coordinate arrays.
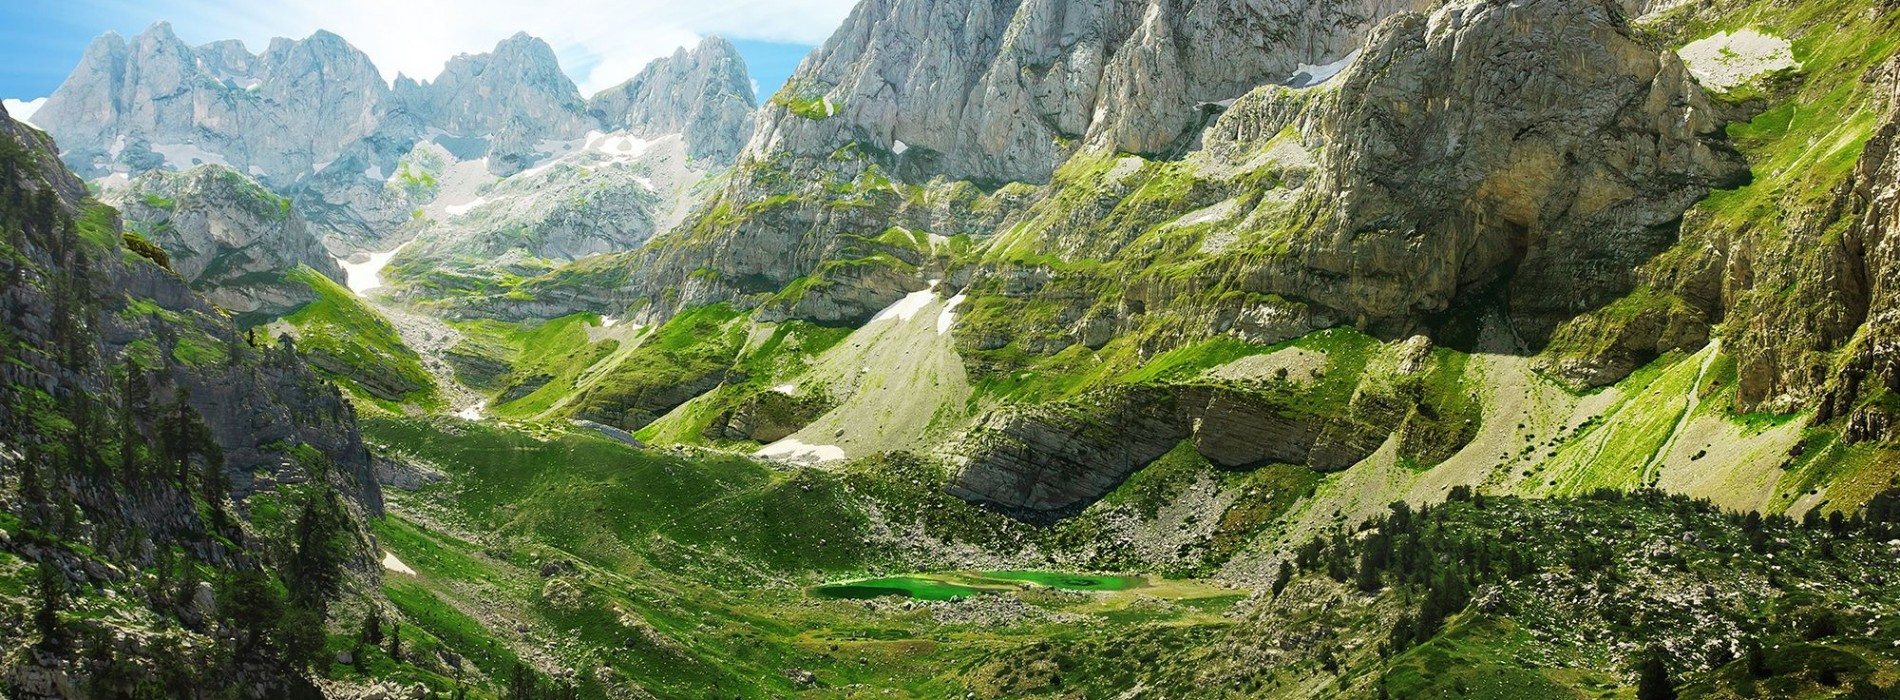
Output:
[[810, 570, 1146, 601]]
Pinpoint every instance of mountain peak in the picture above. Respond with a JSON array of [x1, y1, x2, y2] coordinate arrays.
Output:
[[139, 20, 177, 40], [695, 35, 740, 56], [585, 34, 756, 164], [491, 31, 557, 59]]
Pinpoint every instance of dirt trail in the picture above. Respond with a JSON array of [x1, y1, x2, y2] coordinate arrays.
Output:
[[1640, 340, 1722, 485]]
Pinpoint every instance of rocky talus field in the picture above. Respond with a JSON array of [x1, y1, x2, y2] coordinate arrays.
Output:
[[4, 0, 1900, 697]]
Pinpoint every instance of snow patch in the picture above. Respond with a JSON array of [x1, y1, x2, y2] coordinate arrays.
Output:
[[773, 384, 799, 396], [870, 288, 938, 324], [312, 160, 334, 174], [363, 165, 384, 181], [336, 242, 411, 296], [456, 404, 485, 421], [95, 172, 130, 192], [1678, 30, 1798, 91], [3, 97, 46, 125], [1170, 199, 1242, 229], [444, 197, 487, 217], [381, 551, 416, 576], [151, 142, 232, 169], [937, 294, 966, 335], [515, 130, 659, 179], [755, 438, 846, 464], [1288, 50, 1361, 88], [893, 139, 909, 155], [600, 316, 619, 328], [822, 96, 836, 117]]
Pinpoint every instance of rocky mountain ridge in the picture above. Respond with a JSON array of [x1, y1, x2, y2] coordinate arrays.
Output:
[[507, 0, 1731, 368], [412, 0, 1899, 526], [33, 25, 758, 249]]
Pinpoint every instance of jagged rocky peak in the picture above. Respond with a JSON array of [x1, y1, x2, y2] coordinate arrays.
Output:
[[417, 32, 594, 175], [588, 36, 757, 164], [34, 22, 390, 184], [748, 0, 1425, 186], [107, 165, 346, 319]]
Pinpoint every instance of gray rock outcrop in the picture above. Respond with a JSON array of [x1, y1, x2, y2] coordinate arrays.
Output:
[[0, 102, 380, 697], [400, 32, 595, 176], [35, 23, 390, 186], [751, 0, 1425, 186], [589, 36, 758, 164], [108, 165, 346, 318]]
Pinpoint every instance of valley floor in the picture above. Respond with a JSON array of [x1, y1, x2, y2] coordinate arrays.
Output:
[[325, 417, 1900, 700]]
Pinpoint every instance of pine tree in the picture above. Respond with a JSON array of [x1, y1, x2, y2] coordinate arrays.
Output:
[[1744, 638, 1770, 679], [218, 569, 286, 652], [1355, 548, 1383, 593], [506, 663, 539, 700], [35, 558, 67, 649], [362, 607, 385, 646], [1635, 648, 1677, 700]]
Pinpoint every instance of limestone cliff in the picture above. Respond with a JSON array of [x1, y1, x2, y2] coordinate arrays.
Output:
[[401, 33, 596, 177], [588, 36, 758, 165], [33, 24, 758, 253], [0, 103, 379, 697], [34, 23, 389, 187], [107, 165, 346, 320]]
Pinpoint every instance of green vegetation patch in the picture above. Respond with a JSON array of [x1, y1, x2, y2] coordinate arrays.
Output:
[[281, 266, 439, 409]]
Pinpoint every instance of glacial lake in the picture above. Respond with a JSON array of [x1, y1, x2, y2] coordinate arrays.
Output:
[[810, 570, 1146, 601]]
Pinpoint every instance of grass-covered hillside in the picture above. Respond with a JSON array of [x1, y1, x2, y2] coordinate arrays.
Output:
[[304, 417, 1900, 699]]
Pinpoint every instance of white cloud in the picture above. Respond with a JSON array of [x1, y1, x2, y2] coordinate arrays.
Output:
[[3, 98, 47, 125], [158, 0, 858, 95]]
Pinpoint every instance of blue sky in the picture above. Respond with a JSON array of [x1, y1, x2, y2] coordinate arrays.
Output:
[[0, 0, 850, 103]]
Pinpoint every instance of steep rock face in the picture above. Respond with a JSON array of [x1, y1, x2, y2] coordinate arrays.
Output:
[[34, 23, 390, 186], [1275, 0, 1747, 341], [107, 165, 346, 319], [0, 104, 378, 513], [949, 386, 1194, 518], [611, 0, 1739, 347], [948, 380, 1419, 516], [1690, 55, 1900, 420], [753, 0, 1423, 186], [589, 37, 758, 164], [407, 33, 595, 176], [579, 0, 1425, 326], [0, 104, 379, 695], [941, 0, 1745, 378], [704, 391, 834, 444]]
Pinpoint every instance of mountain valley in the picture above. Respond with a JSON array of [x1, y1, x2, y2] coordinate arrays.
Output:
[[3, 0, 1900, 697]]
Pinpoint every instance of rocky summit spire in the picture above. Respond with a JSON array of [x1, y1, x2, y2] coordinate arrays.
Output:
[[588, 36, 757, 165], [419, 32, 593, 175]]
